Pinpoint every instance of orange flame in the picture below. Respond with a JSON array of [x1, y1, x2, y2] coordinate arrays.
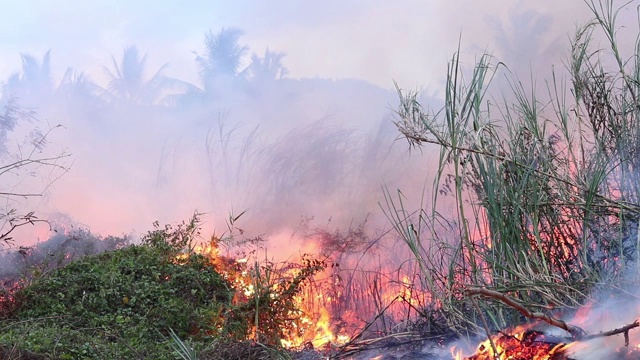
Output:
[[176, 236, 436, 349], [459, 326, 572, 360]]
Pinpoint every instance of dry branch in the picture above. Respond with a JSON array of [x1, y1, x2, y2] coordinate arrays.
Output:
[[582, 320, 640, 346], [331, 331, 436, 359], [466, 287, 640, 345], [466, 287, 587, 338]]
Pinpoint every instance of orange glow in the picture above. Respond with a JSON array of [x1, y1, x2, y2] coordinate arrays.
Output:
[[176, 236, 435, 349], [460, 325, 572, 360], [459, 325, 640, 360], [451, 347, 464, 360]]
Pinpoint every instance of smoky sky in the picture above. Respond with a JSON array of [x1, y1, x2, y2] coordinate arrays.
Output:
[[0, 1, 595, 89], [0, 0, 629, 251]]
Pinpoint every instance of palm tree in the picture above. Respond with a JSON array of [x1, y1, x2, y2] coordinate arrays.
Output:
[[486, 7, 557, 77], [58, 68, 106, 108], [104, 46, 188, 105], [2, 51, 54, 104], [242, 49, 289, 96], [194, 28, 249, 95], [246, 49, 288, 82]]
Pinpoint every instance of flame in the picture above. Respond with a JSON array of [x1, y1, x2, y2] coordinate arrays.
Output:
[[460, 326, 640, 360], [175, 236, 435, 350], [459, 326, 572, 360], [176, 238, 352, 348]]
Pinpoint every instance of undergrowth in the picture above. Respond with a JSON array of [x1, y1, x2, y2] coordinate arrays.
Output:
[[0, 215, 317, 359]]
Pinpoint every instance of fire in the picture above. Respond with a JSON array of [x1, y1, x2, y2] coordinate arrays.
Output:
[[175, 235, 434, 350], [459, 325, 572, 360], [459, 325, 640, 360], [280, 307, 349, 348], [175, 238, 352, 348]]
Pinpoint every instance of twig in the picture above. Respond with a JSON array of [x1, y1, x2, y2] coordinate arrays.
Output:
[[582, 320, 640, 346], [0, 213, 49, 245], [468, 287, 640, 348], [331, 296, 401, 359], [471, 296, 500, 360], [346, 331, 420, 346], [332, 331, 432, 359]]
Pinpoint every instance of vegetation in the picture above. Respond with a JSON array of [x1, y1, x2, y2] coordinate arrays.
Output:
[[5, 0, 640, 358], [0, 99, 70, 246], [387, 0, 640, 336], [0, 26, 400, 358], [0, 215, 326, 359]]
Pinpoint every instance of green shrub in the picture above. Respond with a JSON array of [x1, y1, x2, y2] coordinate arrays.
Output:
[[0, 214, 330, 358], [3, 216, 234, 359]]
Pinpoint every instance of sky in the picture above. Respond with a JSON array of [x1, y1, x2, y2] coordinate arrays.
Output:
[[0, 1, 597, 90], [0, 0, 634, 250]]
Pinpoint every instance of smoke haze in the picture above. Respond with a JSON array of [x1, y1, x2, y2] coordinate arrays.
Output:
[[0, 0, 632, 256]]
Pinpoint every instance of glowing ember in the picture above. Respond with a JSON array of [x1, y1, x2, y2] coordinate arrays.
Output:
[[460, 326, 571, 360]]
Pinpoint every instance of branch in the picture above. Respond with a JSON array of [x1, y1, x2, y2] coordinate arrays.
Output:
[[467, 287, 640, 346], [466, 287, 587, 339], [0, 212, 49, 245], [0, 192, 43, 198], [582, 320, 640, 346]]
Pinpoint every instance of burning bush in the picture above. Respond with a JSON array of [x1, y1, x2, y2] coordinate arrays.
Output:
[[225, 256, 327, 346]]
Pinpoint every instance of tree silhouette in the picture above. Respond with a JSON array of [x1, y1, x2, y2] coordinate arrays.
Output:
[[104, 46, 187, 105], [2, 51, 54, 104], [486, 7, 557, 76], [241, 49, 289, 97], [246, 49, 288, 88], [58, 68, 106, 108], [194, 28, 249, 95]]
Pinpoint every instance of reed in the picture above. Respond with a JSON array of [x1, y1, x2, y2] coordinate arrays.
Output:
[[387, 0, 640, 335]]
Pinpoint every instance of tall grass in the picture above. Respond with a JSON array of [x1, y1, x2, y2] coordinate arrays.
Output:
[[387, 0, 640, 334]]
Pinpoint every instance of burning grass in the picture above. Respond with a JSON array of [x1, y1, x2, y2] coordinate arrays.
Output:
[[380, 0, 640, 358], [0, 215, 446, 359]]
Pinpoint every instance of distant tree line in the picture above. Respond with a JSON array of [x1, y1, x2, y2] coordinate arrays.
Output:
[[1, 28, 288, 108]]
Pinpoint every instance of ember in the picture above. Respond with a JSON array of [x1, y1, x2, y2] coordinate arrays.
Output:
[[457, 322, 640, 360], [460, 326, 571, 360]]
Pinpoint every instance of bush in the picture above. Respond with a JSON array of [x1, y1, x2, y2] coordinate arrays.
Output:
[[3, 216, 234, 359], [0, 214, 326, 358]]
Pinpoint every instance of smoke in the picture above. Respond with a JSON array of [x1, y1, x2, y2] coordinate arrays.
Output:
[[2, 2, 602, 239]]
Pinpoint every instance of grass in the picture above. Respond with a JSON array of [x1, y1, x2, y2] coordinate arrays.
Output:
[[387, 0, 640, 336], [168, 328, 198, 360]]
